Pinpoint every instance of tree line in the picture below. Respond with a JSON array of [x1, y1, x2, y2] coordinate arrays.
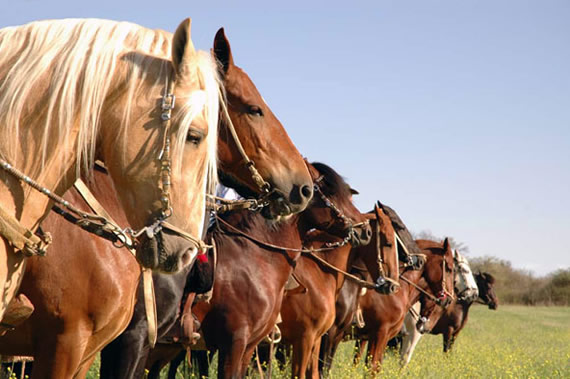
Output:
[[414, 230, 569, 306]]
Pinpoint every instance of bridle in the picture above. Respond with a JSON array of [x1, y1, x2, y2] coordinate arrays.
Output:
[[399, 254, 455, 308], [312, 175, 370, 248], [0, 77, 210, 256]]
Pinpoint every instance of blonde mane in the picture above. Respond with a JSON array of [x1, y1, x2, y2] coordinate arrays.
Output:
[[0, 18, 218, 197]]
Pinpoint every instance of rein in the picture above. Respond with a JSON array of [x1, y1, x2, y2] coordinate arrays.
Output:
[[399, 258, 454, 308]]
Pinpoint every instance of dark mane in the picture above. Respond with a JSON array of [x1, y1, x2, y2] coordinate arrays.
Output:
[[377, 202, 423, 256], [213, 208, 285, 237], [311, 162, 351, 200], [481, 272, 496, 284]]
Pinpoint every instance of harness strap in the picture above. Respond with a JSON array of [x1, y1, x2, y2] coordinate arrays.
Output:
[[302, 250, 396, 290], [0, 204, 51, 256], [220, 99, 271, 194], [143, 268, 158, 348]]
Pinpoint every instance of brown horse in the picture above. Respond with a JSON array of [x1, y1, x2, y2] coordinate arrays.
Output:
[[430, 271, 498, 352], [277, 203, 395, 379], [318, 204, 400, 376], [354, 239, 455, 372], [0, 28, 312, 378], [140, 162, 374, 379]]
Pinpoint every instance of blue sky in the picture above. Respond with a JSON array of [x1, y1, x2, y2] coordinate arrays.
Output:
[[2, 1, 569, 275]]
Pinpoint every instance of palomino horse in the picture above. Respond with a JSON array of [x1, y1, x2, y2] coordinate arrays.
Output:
[[0, 17, 223, 327], [354, 239, 455, 372], [0, 26, 313, 378], [0, 19, 313, 327], [318, 204, 401, 377], [100, 162, 373, 378], [399, 249, 479, 366], [277, 203, 396, 379], [400, 271, 497, 365]]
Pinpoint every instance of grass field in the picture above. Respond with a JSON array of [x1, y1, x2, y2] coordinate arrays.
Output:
[[79, 305, 568, 378]]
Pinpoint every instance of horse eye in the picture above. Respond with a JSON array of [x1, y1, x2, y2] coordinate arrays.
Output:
[[186, 130, 203, 145], [247, 105, 263, 117]]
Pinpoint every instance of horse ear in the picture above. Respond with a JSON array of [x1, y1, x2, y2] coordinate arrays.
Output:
[[350, 188, 359, 195], [213, 28, 234, 76], [442, 237, 450, 252], [172, 18, 197, 79], [305, 161, 320, 182]]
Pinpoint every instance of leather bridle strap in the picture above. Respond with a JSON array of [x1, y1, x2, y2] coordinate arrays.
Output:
[[398, 273, 446, 307], [219, 97, 271, 194], [302, 249, 398, 290], [73, 180, 159, 348]]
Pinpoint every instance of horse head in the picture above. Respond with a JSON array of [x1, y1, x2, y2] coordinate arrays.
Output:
[[300, 162, 372, 246], [100, 18, 220, 273], [213, 29, 313, 219], [414, 238, 455, 333], [476, 271, 499, 310], [354, 203, 400, 294], [453, 250, 479, 303]]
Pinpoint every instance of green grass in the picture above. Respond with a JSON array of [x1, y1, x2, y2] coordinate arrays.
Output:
[[83, 305, 569, 378]]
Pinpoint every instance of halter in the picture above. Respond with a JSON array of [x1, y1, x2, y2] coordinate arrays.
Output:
[[399, 255, 454, 308]]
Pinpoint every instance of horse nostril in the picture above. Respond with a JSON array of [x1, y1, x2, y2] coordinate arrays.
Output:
[[180, 249, 193, 268], [301, 184, 312, 200]]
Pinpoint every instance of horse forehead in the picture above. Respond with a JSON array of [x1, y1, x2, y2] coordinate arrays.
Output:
[[225, 67, 261, 99]]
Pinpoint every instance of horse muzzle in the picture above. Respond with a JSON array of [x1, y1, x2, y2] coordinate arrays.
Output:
[[136, 229, 196, 273], [457, 288, 479, 303], [416, 316, 429, 334], [350, 223, 373, 247], [374, 276, 400, 294], [407, 254, 426, 270]]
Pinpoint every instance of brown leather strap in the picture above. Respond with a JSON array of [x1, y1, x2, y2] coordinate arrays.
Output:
[[0, 204, 51, 256]]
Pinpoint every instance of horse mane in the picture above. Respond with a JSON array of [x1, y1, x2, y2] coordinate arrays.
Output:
[[0, 18, 219, 191], [311, 162, 351, 199], [415, 239, 444, 251], [376, 202, 423, 256], [481, 272, 496, 284]]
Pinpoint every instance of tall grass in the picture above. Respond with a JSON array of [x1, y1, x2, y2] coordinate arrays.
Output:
[[79, 305, 569, 378]]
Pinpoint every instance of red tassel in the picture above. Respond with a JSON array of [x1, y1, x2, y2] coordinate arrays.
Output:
[[197, 252, 208, 263]]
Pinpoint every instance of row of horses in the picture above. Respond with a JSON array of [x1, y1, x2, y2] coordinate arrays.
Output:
[[0, 17, 498, 379]]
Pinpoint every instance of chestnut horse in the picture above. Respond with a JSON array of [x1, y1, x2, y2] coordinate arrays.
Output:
[[101, 162, 372, 379], [0, 17, 224, 326], [277, 202, 398, 379], [318, 204, 401, 376], [0, 28, 312, 378], [354, 239, 455, 372]]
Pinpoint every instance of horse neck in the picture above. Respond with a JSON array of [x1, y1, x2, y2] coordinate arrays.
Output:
[[309, 240, 354, 292], [218, 210, 301, 266], [80, 168, 130, 227]]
